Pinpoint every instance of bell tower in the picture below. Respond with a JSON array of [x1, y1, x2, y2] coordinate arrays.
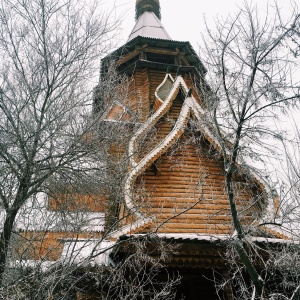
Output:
[[97, 0, 207, 121]]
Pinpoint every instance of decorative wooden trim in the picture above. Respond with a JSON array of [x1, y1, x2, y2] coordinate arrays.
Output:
[[116, 75, 277, 237]]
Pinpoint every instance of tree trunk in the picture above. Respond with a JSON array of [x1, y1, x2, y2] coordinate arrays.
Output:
[[0, 209, 19, 285]]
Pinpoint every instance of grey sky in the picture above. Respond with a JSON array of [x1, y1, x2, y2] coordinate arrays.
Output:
[[104, 0, 295, 50]]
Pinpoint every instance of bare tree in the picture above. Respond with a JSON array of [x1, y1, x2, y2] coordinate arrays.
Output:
[[0, 233, 180, 299], [198, 1, 300, 298], [0, 1, 181, 294], [0, 0, 121, 285]]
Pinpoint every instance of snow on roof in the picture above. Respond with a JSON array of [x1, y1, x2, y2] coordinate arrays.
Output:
[[128, 11, 171, 41], [0, 193, 105, 232], [11, 240, 115, 269], [18, 210, 105, 232], [60, 239, 115, 266]]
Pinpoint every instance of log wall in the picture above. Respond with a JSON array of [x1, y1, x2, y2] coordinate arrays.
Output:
[[49, 194, 105, 212], [134, 130, 264, 235]]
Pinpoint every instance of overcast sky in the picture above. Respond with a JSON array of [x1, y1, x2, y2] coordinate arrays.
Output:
[[103, 0, 295, 50]]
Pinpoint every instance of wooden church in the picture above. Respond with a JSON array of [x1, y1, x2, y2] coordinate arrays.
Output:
[[15, 0, 290, 299]]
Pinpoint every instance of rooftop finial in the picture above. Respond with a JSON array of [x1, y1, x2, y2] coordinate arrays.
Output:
[[136, 0, 161, 20]]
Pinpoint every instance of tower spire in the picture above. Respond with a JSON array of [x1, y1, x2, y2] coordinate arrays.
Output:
[[129, 0, 170, 41], [136, 0, 161, 20]]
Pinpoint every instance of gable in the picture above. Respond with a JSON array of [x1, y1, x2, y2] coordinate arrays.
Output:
[[119, 73, 274, 237], [134, 126, 265, 235]]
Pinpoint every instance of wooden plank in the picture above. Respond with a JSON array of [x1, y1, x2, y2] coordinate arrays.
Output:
[[116, 49, 141, 66], [143, 47, 183, 56]]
